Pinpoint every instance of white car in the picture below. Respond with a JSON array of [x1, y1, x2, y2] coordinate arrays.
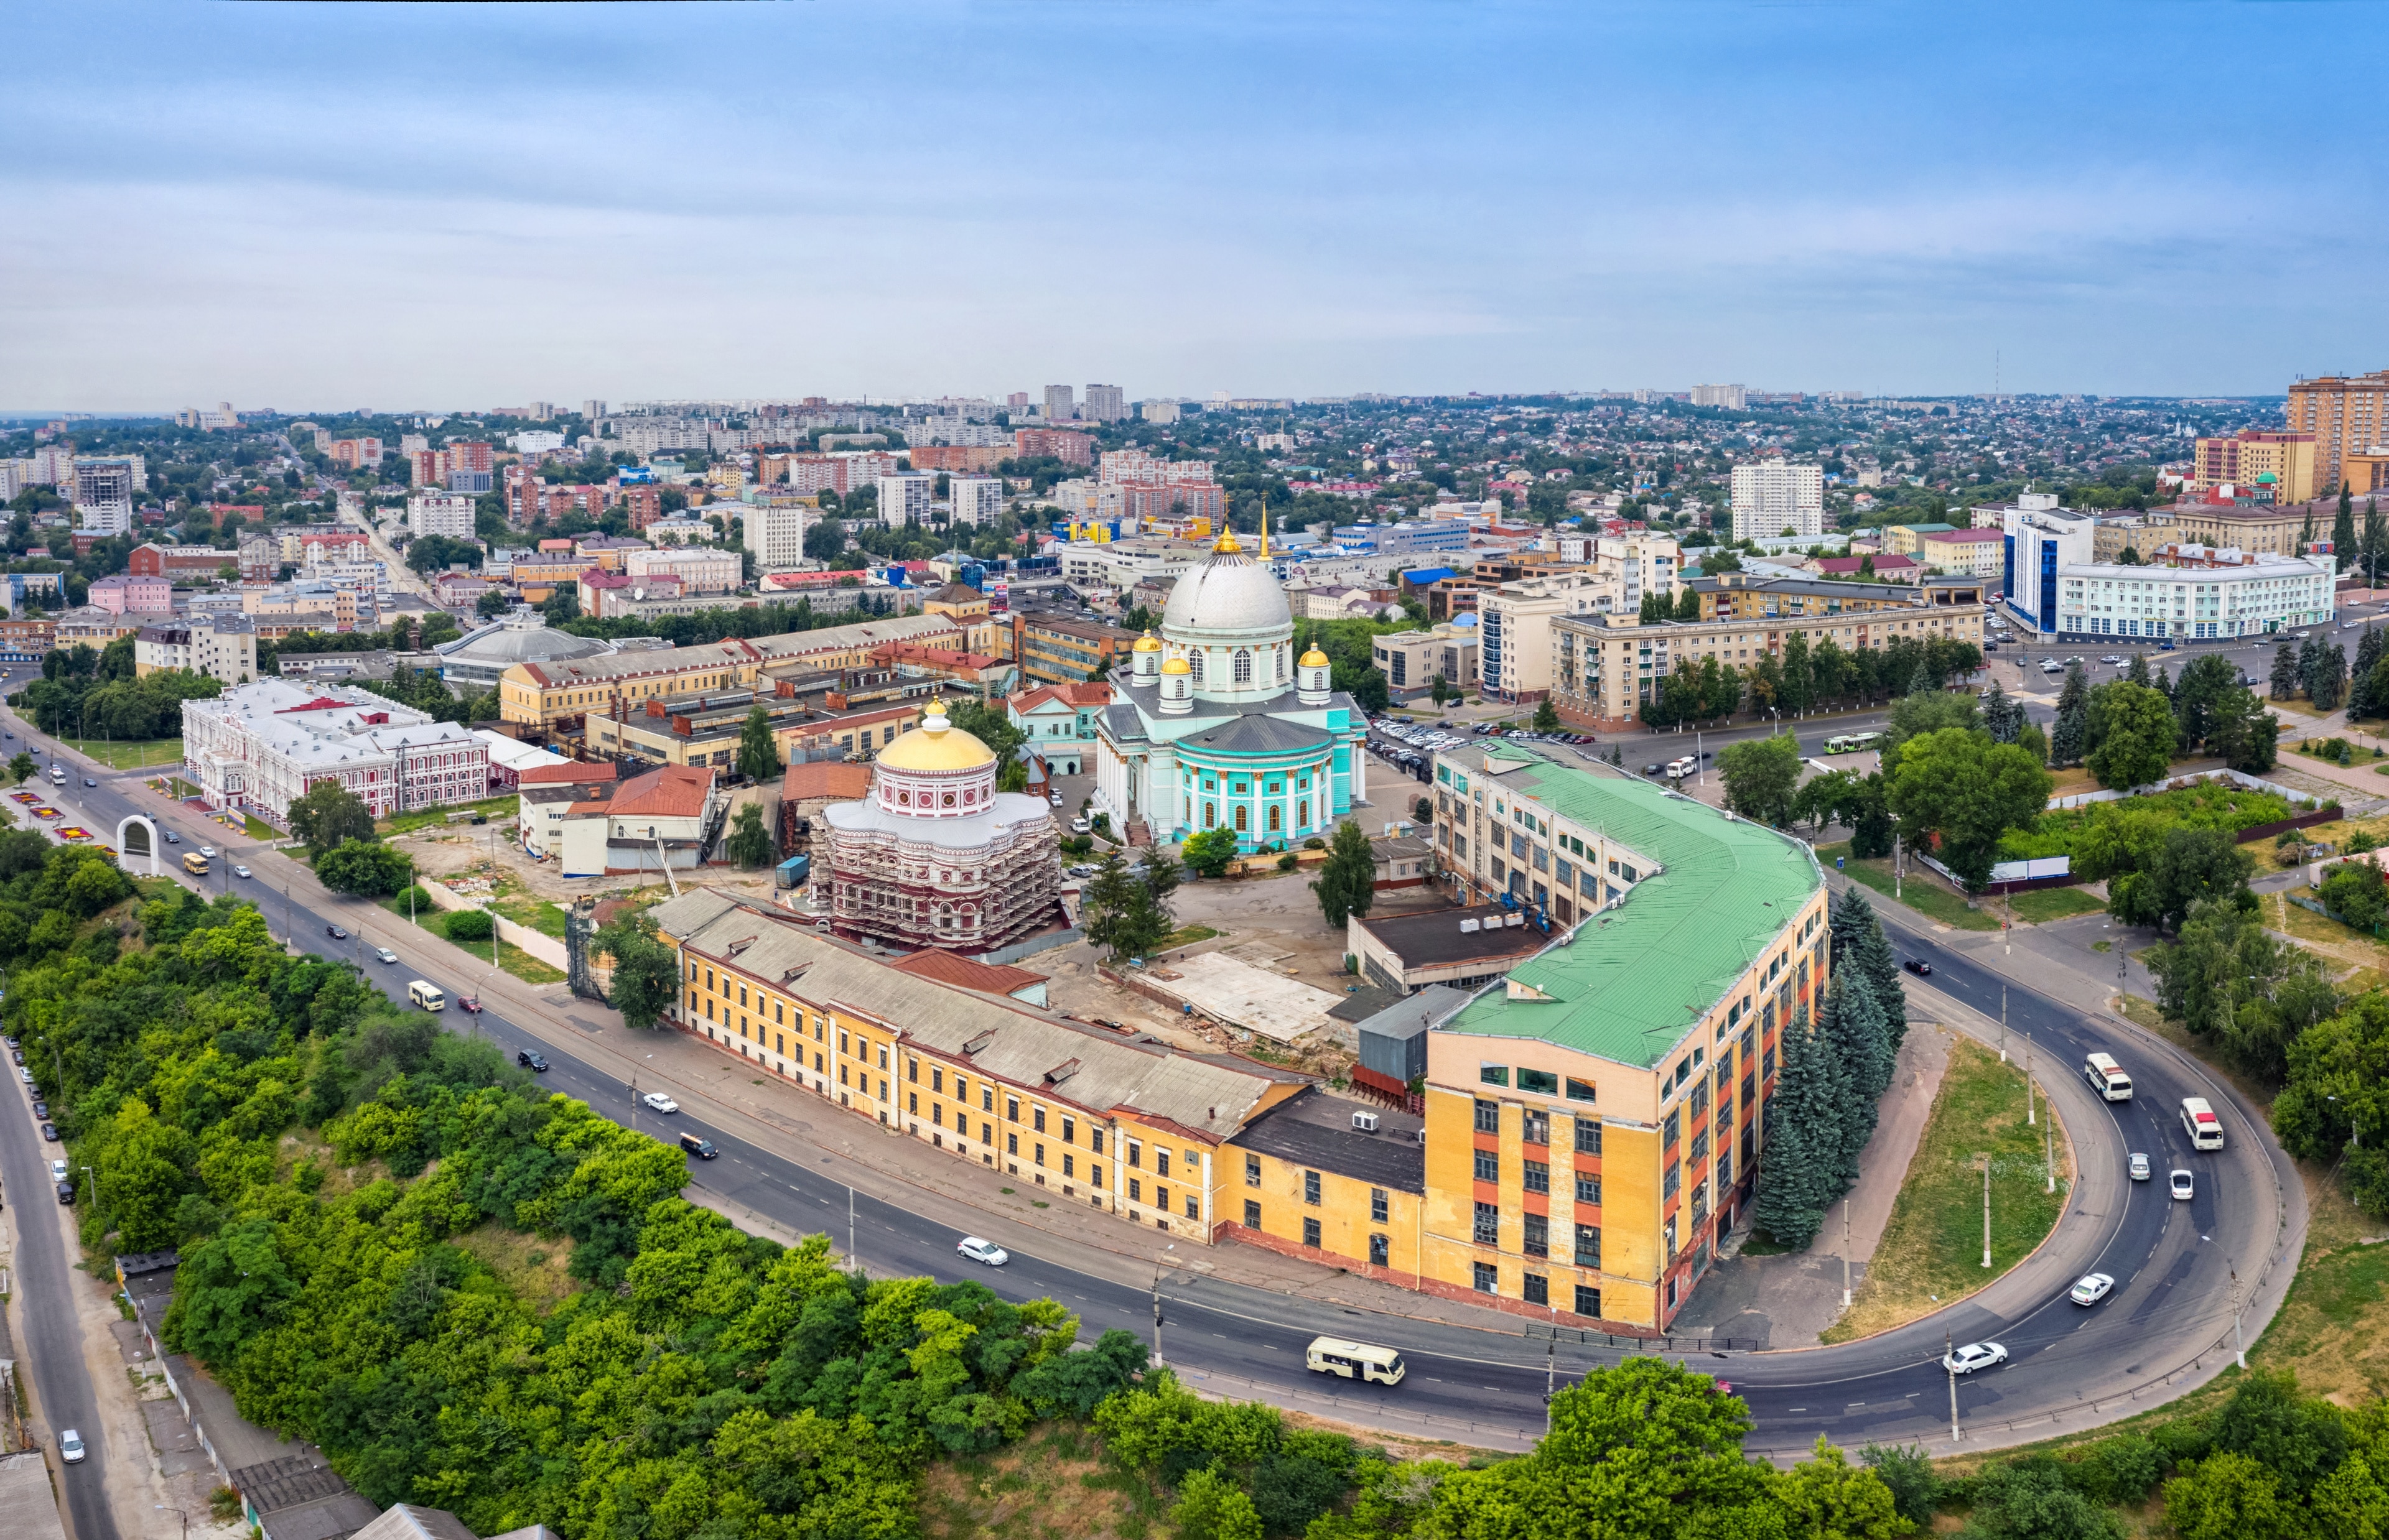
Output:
[[58, 1428, 83, 1463], [373, 947, 398, 964], [2170, 1168, 2194, 1201], [198, 846, 216, 858], [1069, 817, 1091, 834], [2129, 1153, 2151, 1181], [1942, 1341, 2008, 1375], [233, 865, 252, 879], [2069, 1272, 2116, 1306], [957, 1236, 1009, 1267], [643, 1092, 679, 1114]]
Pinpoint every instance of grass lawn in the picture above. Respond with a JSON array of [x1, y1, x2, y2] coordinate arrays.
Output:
[[493, 895, 570, 939], [1158, 923, 1219, 950], [1820, 1035, 2072, 1343], [377, 794, 517, 838], [53, 738, 183, 771], [2005, 888, 2107, 924], [918, 1421, 1159, 1540], [243, 815, 277, 842], [1815, 842, 2000, 931], [383, 899, 568, 984]]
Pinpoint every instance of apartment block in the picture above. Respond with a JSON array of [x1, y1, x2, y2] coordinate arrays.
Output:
[[1042, 384, 1077, 422], [1550, 576, 1986, 730], [1013, 613, 1139, 685], [1083, 384, 1128, 422], [2055, 551, 2333, 641], [742, 503, 811, 569], [2193, 429, 2319, 504], [877, 470, 936, 526], [950, 476, 1004, 528], [133, 614, 257, 684], [1371, 623, 1480, 702], [1917, 527, 2006, 577], [1478, 573, 1619, 703], [408, 493, 477, 539], [2287, 370, 2389, 491], [1422, 743, 1823, 1327], [1728, 459, 1824, 540], [1013, 428, 1095, 466], [625, 546, 740, 594]]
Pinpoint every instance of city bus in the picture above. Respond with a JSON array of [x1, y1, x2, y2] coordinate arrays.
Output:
[[182, 851, 208, 877], [1823, 732, 1883, 755], [408, 980, 447, 1012]]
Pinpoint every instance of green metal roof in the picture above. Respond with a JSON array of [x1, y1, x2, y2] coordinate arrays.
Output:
[[1444, 754, 1822, 1070]]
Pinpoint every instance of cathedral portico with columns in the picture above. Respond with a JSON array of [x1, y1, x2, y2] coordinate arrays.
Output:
[[1092, 523, 1369, 849]]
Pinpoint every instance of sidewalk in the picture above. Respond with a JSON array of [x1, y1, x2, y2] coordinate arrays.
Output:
[[1671, 1024, 1953, 1345]]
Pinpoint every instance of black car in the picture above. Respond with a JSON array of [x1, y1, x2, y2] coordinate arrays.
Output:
[[678, 1132, 719, 1159], [55, 1181, 73, 1205], [9, 1051, 19, 1065], [327, 924, 348, 940], [1904, 958, 1933, 976], [40, 1122, 57, 1142], [164, 830, 180, 843], [82, 778, 95, 788], [517, 1050, 549, 1072], [1643, 764, 1664, 776]]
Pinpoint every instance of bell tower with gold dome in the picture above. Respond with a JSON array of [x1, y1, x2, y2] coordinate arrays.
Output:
[[813, 698, 1064, 955]]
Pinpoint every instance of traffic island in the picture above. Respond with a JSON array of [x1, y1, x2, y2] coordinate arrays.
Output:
[[1820, 1035, 2074, 1343]]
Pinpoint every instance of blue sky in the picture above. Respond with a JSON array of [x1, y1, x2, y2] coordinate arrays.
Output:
[[4, 2, 2383, 410]]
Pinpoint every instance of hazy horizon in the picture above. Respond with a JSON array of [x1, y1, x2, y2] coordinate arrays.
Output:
[[6, 2, 2383, 411]]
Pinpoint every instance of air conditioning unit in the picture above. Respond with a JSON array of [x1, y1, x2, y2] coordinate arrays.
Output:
[[1459, 918, 1481, 933], [1504, 912, 1525, 927], [1351, 1110, 1381, 1133]]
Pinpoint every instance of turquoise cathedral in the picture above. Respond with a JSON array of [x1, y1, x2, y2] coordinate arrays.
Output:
[[1091, 524, 1371, 850]]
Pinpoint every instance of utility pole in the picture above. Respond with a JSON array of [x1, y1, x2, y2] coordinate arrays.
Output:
[[1977, 1152, 1992, 1268], [1841, 1195, 1853, 1307], [1947, 1331, 1962, 1442], [1152, 1243, 1175, 1367], [2024, 1031, 2034, 1125], [2000, 985, 2008, 1063], [2044, 1082, 2057, 1194], [2228, 1261, 2247, 1369], [1893, 831, 1903, 901], [849, 1182, 857, 1273]]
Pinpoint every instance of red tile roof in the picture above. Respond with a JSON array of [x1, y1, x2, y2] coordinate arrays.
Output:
[[887, 949, 1050, 996], [608, 763, 715, 819], [519, 761, 618, 786], [781, 761, 872, 802]]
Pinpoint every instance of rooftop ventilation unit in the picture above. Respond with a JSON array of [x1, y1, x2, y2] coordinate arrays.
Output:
[[1459, 918, 1481, 933], [1351, 1110, 1381, 1133]]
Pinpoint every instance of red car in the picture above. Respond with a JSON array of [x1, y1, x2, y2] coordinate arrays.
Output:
[[457, 996, 483, 1014]]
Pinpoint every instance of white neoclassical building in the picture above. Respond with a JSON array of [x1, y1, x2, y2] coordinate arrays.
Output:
[[1092, 526, 1369, 850], [182, 679, 491, 826]]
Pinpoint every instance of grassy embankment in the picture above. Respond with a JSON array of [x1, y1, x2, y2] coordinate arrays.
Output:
[[1821, 1035, 2071, 1343]]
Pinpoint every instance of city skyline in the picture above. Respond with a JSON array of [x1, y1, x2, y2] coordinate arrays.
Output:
[[6, 2, 2386, 409]]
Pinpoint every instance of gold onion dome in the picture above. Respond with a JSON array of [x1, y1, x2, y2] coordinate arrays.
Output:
[[1300, 646, 1330, 667], [875, 699, 997, 772], [1160, 656, 1192, 674], [1132, 630, 1163, 652]]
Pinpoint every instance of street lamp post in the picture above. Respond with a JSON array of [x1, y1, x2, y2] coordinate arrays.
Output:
[[1975, 1152, 1992, 1269], [1947, 1331, 1962, 1442], [1152, 1243, 1175, 1368], [155, 1505, 189, 1540], [2024, 1031, 2034, 1125]]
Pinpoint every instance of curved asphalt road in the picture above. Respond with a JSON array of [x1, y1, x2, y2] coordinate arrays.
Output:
[[0, 709, 2294, 1471]]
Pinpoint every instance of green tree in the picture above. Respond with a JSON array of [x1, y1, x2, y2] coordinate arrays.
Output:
[[1971, 1459, 2123, 1540], [1674, 585, 1702, 620], [1718, 735, 1802, 826], [948, 697, 1025, 767], [540, 586, 581, 623], [735, 705, 783, 781], [2016, 718, 2050, 766], [315, 838, 412, 898], [724, 802, 773, 868], [475, 588, 511, 618], [2084, 681, 2176, 789], [1310, 819, 1377, 929], [1774, 1438, 1914, 1540], [595, 911, 681, 1029], [1884, 687, 1978, 760], [2270, 640, 2301, 702], [2336, 482, 2359, 570], [1859, 1444, 1941, 1529], [2110, 827, 2253, 934], [1168, 1467, 1264, 1540], [1752, 1009, 1834, 1247], [442, 907, 495, 942], [1081, 853, 1145, 961], [1887, 728, 2054, 893], [1532, 698, 1560, 731], [289, 779, 375, 856], [5, 751, 31, 785], [1181, 827, 1239, 879]]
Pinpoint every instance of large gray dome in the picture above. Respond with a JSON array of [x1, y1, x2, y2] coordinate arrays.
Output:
[[1161, 549, 1291, 639], [437, 615, 616, 694]]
